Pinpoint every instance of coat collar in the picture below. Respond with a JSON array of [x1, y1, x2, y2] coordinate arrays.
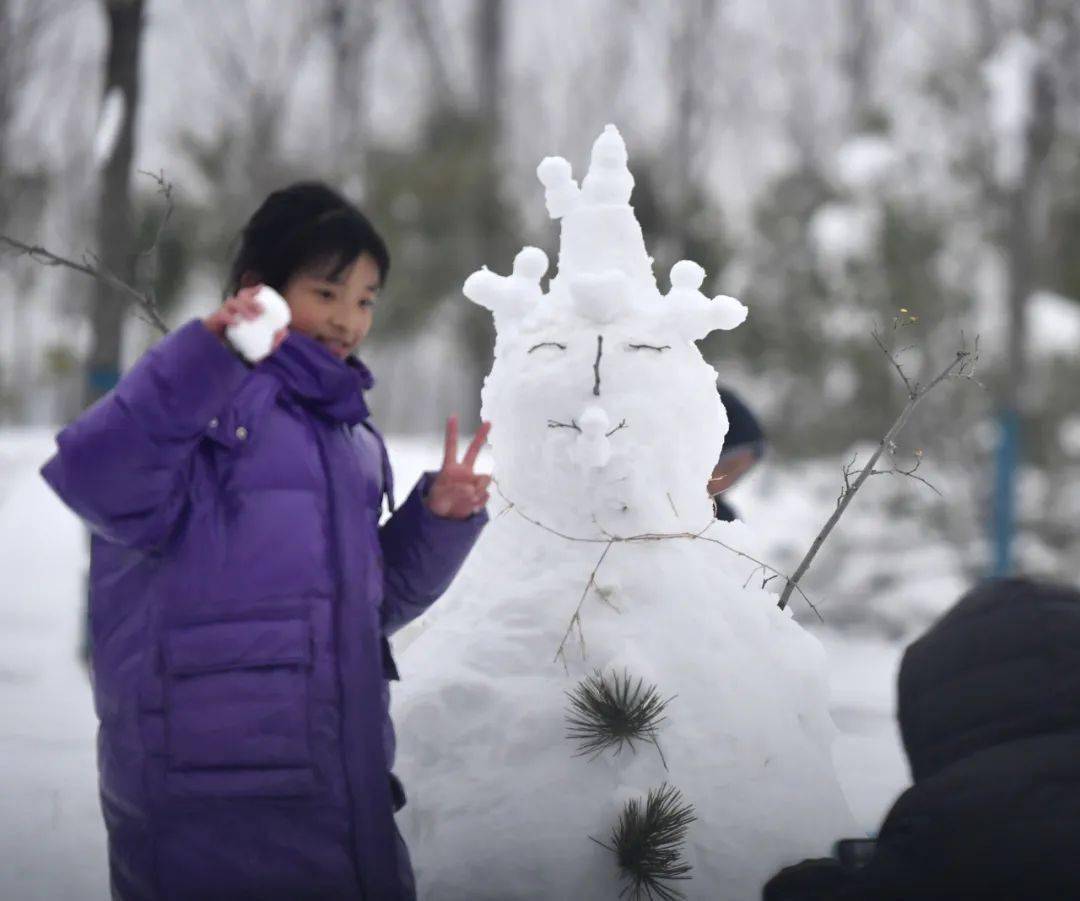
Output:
[[259, 332, 373, 427]]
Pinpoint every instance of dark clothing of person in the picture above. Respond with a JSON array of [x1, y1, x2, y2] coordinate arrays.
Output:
[[764, 577, 1080, 900], [714, 387, 766, 522]]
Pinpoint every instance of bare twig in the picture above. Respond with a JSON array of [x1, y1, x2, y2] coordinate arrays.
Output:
[[872, 328, 914, 396], [0, 234, 169, 335], [593, 334, 603, 396], [777, 338, 978, 610], [605, 419, 628, 438], [555, 542, 615, 670], [492, 475, 822, 652], [867, 453, 943, 498], [548, 419, 582, 433], [137, 169, 175, 259]]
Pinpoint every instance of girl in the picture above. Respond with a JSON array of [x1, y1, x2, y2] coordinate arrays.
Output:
[[42, 182, 490, 900]]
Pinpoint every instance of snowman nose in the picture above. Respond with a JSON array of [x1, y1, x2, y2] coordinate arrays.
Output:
[[591, 334, 604, 397]]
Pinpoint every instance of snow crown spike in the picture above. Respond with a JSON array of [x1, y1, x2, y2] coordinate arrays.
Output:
[[581, 124, 634, 206], [462, 246, 549, 325], [469, 124, 747, 341]]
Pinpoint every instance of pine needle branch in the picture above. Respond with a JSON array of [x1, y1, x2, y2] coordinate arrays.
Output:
[[592, 783, 697, 901], [566, 669, 673, 768]]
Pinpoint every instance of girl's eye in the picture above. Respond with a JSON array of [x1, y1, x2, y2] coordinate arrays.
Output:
[[360, 298, 376, 309], [316, 289, 335, 300]]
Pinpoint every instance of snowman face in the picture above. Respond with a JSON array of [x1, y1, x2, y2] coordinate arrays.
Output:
[[483, 299, 725, 529]]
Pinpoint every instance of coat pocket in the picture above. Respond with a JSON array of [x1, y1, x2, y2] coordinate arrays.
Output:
[[162, 616, 315, 795]]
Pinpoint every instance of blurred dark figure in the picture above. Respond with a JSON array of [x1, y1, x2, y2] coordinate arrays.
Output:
[[763, 577, 1080, 900], [710, 387, 766, 522]]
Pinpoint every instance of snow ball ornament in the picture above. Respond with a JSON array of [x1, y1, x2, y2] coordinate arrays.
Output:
[[666, 260, 748, 341], [570, 406, 613, 470], [537, 156, 580, 219], [462, 246, 549, 329], [569, 270, 629, 324]]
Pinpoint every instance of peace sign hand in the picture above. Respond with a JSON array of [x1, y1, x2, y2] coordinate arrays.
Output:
[[425, 416, 493, 519]]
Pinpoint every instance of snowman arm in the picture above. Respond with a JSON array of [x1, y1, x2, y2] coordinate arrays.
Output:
[[378, 472, 488, 634], [40, 319, 247, 551]]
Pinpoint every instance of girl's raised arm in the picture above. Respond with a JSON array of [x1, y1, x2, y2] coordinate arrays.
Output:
[[378, 417, 491, 635], [41, 314, 251, 551]]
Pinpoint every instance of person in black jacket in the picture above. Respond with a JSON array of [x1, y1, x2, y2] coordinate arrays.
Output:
[[764, 577, 1080, 900], [710, 387, 766, 522]]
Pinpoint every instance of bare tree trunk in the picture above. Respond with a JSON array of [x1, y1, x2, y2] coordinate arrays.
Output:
[[84, 0, 146, 409], [0, 0, 10, 184], [475, 0, 503, 249], [1002, 20, 1056, 417], [458, 0, 505, 427], [993, 4, 1056, 574], [324, 0, 377, 169], [667, 0, 718, 262], [406, 0, 458, 112], [842, 0, 875, 129]]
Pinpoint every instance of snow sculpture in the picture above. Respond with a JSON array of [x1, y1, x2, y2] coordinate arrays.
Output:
[[393, 124, 855, 900]]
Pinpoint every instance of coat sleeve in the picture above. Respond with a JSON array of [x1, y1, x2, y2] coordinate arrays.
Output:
[[378, 472, 487, 635], [40, 319, 249, 551]]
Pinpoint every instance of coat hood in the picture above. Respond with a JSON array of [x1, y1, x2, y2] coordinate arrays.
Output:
[[897, 577, 1080, 782]]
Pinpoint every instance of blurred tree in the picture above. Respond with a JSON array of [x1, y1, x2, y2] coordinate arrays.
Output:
[[359, 0, 522, 428], [83, 0, 146, 409], [0, 0, 58, 421], [159, 2, 335, 311]]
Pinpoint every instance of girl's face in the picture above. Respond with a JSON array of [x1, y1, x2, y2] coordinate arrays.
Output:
[[280, 253, 382, 360]]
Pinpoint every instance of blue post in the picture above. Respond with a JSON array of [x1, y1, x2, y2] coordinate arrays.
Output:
[[88, 366, 121, 395], [992, 408, 1020, 576]]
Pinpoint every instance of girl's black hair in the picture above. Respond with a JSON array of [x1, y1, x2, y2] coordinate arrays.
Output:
[[226, 181, 390, 296]]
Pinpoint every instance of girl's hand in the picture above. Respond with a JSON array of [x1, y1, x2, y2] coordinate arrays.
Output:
[[204, 285, 289, 352], [426, 417, 492, 519]]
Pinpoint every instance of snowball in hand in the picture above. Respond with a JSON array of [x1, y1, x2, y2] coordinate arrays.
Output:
[[225, 285, 291, 362]]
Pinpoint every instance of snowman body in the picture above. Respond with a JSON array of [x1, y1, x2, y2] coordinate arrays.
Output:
[[393, 125, 855, 900]]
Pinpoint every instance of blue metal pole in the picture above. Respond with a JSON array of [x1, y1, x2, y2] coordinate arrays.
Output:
[[992, 408, 1020, 576]]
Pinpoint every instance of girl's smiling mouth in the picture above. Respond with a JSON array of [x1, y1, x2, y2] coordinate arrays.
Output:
[[321, 338, 354, 359]]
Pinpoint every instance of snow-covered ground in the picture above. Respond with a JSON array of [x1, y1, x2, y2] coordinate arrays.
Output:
[[1, 429, 911, 899]]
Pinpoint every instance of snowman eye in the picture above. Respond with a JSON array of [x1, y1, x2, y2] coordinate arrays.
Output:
[[528, 341, 568, 354], [626, 343, 671, 352]]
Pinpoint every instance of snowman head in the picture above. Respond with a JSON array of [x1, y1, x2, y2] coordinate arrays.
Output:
[[464, 125, 747, 535]]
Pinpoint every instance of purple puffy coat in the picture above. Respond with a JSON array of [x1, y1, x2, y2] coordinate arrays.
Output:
[[41, 321, 486, 900]]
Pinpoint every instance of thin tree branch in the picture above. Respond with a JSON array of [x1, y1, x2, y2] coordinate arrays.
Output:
[[872, 328, 915, 396], [136, 168, 174, 259], [777, 339, 977, 610], [555, 542, 615, 670], [489, 477, 823, 660], [0, 234, 169, 334]]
